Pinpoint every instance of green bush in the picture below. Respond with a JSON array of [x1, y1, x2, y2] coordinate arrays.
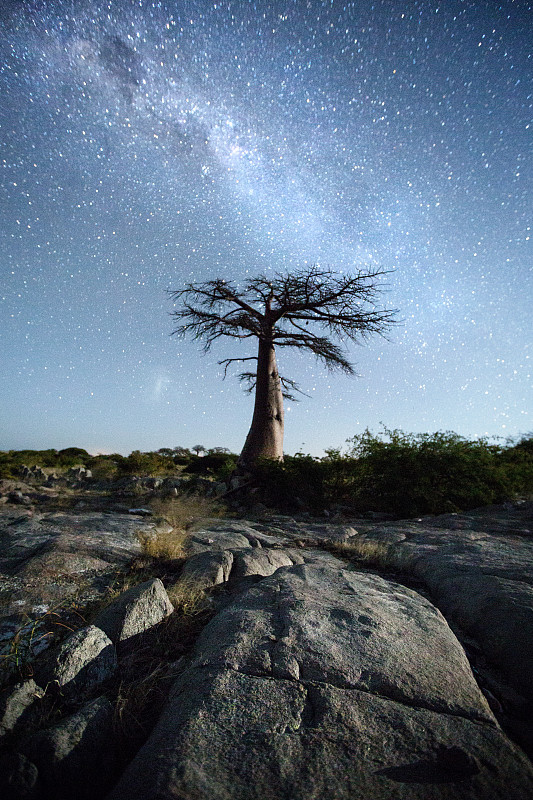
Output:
[[343, 428, 527, 517], [117, 450, 176, 476], [251, 454, 327, 511], [250, 429, 533, 517], [184, 452, 238, 479]]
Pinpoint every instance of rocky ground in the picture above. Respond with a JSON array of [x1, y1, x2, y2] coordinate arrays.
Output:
[[0, 475, 532, 799]]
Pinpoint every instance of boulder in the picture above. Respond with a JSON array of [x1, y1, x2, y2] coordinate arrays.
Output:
[[231, 548, 294, 579], [180, 550, 234, 590], [106, 562, 533, 799], [21, 696, 115, 800], [8, 491, 31, 506], [0, 751, 40, 799], [0, 680, 43, 737], [94, 578, 173, 644], [36, 625, 116, 698]]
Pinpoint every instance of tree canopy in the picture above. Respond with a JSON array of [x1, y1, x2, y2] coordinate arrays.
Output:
[[169, 265, 397, 467]]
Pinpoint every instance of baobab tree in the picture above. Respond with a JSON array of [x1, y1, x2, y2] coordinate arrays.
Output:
[[168, 266, 397, 468]]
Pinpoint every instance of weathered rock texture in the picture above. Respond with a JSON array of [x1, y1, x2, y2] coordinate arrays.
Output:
[[342, 502, 533, 700], [94, 578, 174, 644], [0, 509, 157, 659], [21, 696, 115, 800], [35, 625, 117, 698], [108, 549, 533, 799], [1, 502, 532, 800], [0, 680, 43, 737]]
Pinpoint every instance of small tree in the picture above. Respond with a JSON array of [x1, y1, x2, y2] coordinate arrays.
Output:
[[169, 266, 397, 468]]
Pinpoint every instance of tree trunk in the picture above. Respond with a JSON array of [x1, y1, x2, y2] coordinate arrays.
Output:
[[238, 337, 284, 468]]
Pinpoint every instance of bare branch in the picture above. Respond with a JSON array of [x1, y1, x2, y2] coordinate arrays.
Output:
[[237, 371, 308, 402], [218, 356, 258, 379], [168, 264, 397, 381]]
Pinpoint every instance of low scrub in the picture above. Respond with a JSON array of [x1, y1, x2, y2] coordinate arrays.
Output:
[[150, 493, 223, 532], [332, 537, 404, 573], [251, 429, 533, 517], [137, 494, 224, 563]]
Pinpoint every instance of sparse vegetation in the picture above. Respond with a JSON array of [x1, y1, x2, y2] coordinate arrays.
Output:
[[1, 431, 530, 518], [0, 602, 85, 687], [166, 577, 210, 617], [150, 493, 223, 532], [249, 429, 533, 516], [332, 537, 404, 573]]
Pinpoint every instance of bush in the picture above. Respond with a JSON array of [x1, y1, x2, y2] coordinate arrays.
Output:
[[251, 454, 327, 511], [184, 451, 238, 479], [344, 428, 528, 517], [250, 430, 533, 517], [86, 455, 123, 480], [117, 450, 176, 476]]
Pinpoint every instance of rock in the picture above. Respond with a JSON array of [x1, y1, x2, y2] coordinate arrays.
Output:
[[231, 548, 294, 579], [0, 509, 152, 637], [37, 625, 116, 698], [180, 550, 234, 590], [21, 696, 115, 800], [0, 751, 40, 799], [348, 501, 533, 700], [186, 523, 257, 555], [8, 492, 31, 506], [0, 680, 43, 737], [142, 478, 162, 490], [106, 561, 533, 800], [94, 578, 173, 644]]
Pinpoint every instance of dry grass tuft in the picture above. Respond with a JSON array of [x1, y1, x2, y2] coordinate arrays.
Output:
[[150, 493, 223, 532], [138, 494, 224, 562], [166, 577, 210, 617], [138, 527, 189, 562], [333, 536, 404, 573]]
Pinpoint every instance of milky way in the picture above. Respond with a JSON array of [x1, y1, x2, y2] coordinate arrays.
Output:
[[1, 0, 531, 455]]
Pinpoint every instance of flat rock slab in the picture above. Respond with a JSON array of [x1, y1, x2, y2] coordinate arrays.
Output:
[[186, 521, 289, 556], [107, 561, 533, 800], [346, 501, 533, 699], [0, 509, 155, 650]]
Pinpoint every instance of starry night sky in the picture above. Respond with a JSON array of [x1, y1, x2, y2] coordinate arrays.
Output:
[[1, 0, 531, 456]]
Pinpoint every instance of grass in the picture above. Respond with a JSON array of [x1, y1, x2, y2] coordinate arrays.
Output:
[[0, 489, 223, 764], [150, 493, 224, 532], [331, 536, 406, 574], [111, 575, 215, 768], [166, 577, 210, 616], [138, 494, 225, 562], [0, 602, 85, 687]]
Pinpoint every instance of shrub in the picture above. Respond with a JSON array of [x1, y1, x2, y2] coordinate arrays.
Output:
[[344, 427, 523, 516], [184, 451, 238, 479], [250, 430, 532, 517], [251, 454, 327, 511], [117, 450, 176, 476]]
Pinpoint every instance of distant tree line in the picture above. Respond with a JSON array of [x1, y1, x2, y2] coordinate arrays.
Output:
[[1, 430, 531, 517], [0, 446, 238, 481]]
